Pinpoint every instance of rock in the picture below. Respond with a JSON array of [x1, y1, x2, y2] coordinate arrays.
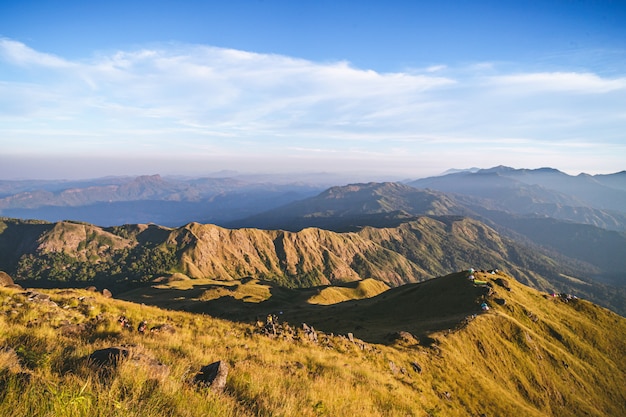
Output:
[[411, 362, 422, 373], [149, 323, 176, 334], [88, 347, 131, 367], [0, 347, 21, 372], [131, 352, 170, 379], [388, 331, 418, 345], [85, 286, 98, 292], [59, 323, 87, 336], [5, 283, 23, 290], [194, 361, 229, 392], [495, 298, 506, 305], [102, 288, 113, 298], [87, 346, 170, 379], [494, 278, 511, 291], [0, 271, 14, 287]]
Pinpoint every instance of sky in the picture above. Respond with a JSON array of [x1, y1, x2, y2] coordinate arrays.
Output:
[[1, 0, 625, 181]]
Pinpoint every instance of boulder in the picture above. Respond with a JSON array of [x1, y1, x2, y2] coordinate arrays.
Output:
[[0, 271, 14, 287], [88, 347, 131, 367], [102, 288, 113, 298], [494, 278, 511, 291], [59, 323, 88, 336], [194, 361, 229, 392], [149, 323, 176, 334], [388, 331, 418, 345], [87, 346, 170, 379]]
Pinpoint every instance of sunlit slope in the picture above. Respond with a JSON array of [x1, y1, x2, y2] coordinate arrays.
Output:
[[2, 269, 625, 416], [435, 271, 626, 416], [3, 216, 625, 314], [0, 216, 575, 289]]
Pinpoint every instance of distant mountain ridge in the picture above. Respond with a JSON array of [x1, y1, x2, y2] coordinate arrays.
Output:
[[410, 166, 626, 226], [0, 174, 325, 226], [230, 182, 474, 231]]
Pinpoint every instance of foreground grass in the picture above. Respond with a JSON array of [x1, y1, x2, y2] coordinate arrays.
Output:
[[1, 270, 625, 416]]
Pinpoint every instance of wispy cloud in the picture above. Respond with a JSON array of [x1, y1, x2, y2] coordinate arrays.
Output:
[[1, 39, 625, 177], [488, 71, 626, 94], [0, 38, 73, 68]]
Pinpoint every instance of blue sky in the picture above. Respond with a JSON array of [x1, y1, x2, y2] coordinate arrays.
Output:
[[1, 0, 625, 180]]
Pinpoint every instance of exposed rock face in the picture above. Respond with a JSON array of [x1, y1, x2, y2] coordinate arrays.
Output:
[[194, 361, 229, 392]]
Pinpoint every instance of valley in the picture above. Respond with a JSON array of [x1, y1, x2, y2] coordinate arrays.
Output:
[[1, 166, 625, 416]]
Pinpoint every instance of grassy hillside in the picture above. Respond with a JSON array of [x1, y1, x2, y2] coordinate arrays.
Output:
[[1, 270, 624, 416], [2, 215, 625, 315]]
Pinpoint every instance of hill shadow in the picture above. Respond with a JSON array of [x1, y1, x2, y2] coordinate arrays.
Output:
[[117, 271, 491, 345]]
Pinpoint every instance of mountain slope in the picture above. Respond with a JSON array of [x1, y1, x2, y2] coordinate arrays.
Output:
[[410, 167, 626, 231], [231, 181, 472, 231], [3, 214, 625, 315], [3, 268, 623, 416]]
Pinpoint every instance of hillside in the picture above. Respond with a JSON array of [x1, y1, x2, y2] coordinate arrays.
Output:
[[2, 215, 625, 315], [227, 180, 626, 312], [1, 270, 624, 416]]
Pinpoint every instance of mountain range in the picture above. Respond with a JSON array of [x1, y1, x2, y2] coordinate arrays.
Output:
[[2, 166, 626, 415], [1, 166, 625, 316], [0, 174, 326, 227]]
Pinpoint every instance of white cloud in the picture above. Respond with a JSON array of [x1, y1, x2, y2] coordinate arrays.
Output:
[[488, 71, 626, 94], [0, 39, 625, 178], [0, 38, 73, 68]]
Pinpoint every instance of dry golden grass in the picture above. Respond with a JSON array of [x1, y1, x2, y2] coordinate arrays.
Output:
[[308, 278, 390, 305], [1, 270, 625, 416]]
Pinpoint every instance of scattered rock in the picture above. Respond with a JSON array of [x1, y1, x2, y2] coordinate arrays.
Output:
[[301, 323, 318, 343], [24, 291, 49, 302], [194, 360, 229, 392], [22, 291, 57, 307]]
